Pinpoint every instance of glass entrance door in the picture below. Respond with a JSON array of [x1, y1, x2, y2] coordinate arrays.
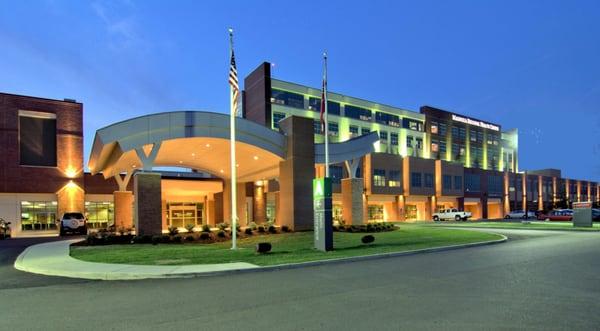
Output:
[[167, 202, 203, 228]]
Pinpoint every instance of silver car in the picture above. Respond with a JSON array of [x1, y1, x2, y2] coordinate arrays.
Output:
[[59, 212, 87, 235]]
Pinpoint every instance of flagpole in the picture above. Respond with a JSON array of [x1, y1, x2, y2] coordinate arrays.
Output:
[[229, 28, 237, 250], [323, 52, 329, 178]]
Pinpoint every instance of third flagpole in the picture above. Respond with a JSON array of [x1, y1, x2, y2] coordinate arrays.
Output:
[[323, 52, 329, 178], [228, 28, 238, 250]]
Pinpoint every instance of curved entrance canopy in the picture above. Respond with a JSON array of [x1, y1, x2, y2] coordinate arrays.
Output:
[[88, 111, 287, 182]]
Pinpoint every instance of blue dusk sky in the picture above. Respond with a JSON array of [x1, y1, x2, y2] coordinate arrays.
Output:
[[1, 0, 599, 181]]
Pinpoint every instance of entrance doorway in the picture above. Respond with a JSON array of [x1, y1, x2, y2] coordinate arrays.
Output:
[[167, 202, 203, 228]]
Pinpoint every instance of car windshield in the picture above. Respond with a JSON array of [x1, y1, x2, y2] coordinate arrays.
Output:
[[63, 213, 84, 219]]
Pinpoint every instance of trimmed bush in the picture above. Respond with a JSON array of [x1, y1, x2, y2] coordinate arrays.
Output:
[[281, 225, 290, 232], [199, 232, 210, 240], [151, 235, 161, 245], [201, 224, 211, 233], [185, 224, 195, 233], [256, 242, 272, 254], [172, 235, 182, 243], [141, 234, 152, 244], [185, 235, 195, 242], [161, 235, 171, 243], [346, 226, 354, 233], [244, 228, 253, 235], [268, 225, 277, 234], [217, 222, 229, 231], [248, 222, 258, 230], [361, 235, 375, 244], [168, 226, 179, 236], [217, 230, 226, 238], [257, 225, 265, 233]]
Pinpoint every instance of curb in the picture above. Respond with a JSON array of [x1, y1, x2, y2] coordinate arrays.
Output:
[[431, 225, 600, 233], [14, 233, 507, 281]]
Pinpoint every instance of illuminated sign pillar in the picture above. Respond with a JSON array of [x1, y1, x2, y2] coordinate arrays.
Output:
[[313, 178, 333, 251]]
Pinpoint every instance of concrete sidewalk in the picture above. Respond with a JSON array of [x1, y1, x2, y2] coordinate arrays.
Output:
[[14, 240, 259, 280]]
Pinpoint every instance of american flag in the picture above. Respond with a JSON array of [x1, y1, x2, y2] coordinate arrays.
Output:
[[229, 48, 240, 116], [320, 71, 327, 132]]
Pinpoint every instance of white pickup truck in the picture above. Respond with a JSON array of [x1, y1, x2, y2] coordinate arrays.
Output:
[[432, 209, 472, 222]]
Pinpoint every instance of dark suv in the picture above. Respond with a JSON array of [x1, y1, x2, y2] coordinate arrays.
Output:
[[59, 212, 87, 235]]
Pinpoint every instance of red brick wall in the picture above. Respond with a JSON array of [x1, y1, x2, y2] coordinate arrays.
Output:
[[0, 93, 83, 193]]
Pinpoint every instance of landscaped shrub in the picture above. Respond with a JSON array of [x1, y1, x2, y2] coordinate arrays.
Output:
[[172, 235, 182, 243], [361, 235, 375, 244], [244, 228, 253, 235], [132, 235, 143, 244], [268, 225, 277, 234], [217, 222, 229, 231], [256, 242, 272, 253], [257, 225, 265, 233], [281, 225, 290, 232], [141, 234, 153, 244], [151, 235, 162, 245], [346, 226, 354, 233], [161, 235, 171, 243], [217, 230, 226, 238], [185, 235, 195, 242], [201, 224, 211, 233], [366, 223, 374, 232], [248, 222, 258, 230], [168, 226, 179, 236], [199, 232, 210, 240], [185, 224, 195, 233]]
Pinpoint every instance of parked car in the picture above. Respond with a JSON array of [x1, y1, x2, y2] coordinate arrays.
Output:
[[504, 210, 536, 219], [432, 209, 472, 221], [592, 209, 600, 222], [537, 210, 573, 221], [59, 212, 87, 235]]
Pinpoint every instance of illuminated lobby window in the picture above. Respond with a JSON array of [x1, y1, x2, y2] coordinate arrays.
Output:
[[368, 205, 384, 221], [405, 205, 418, 220], [20, 201, 57, 231], [389, 170, 401, 187], [166, 202, 203, 228], [373, 169, 386, 187], [85, 201, 114, 229]]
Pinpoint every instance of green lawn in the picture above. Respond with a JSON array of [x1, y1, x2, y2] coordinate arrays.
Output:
[[424, 221, 600, 231], [70, 225, 502, 266]]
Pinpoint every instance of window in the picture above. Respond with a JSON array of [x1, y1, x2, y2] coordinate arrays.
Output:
[[454, 176, 463, 190], [488, 175, 503, 195], [20, 201, 57, 231], [389, 170, 401, 187], [470, 129, 478, 142], [458, 127, 466, 140], [379, 131, 388, 141], [431, 138, 439, 152], [407, 136, 413, 148], [272, 112, 286, 129], [345, 105, 372, 121], [19, 111, 57, 166], [465, 173, 481, 192], [430, 121, 438, 134], [361, 127, 370, 135], [411, 172, 422, 187], [424, 173, 434, 188], [439, 122, 447, 136], [439, 140, 447, 154], [308, 97, 341, 115], [271, 89, 304, 108], [349, 125, 359, 136], [85, 201, 114, 229], [328, 122, 339, 136], [375, 112, 400, 127], [373, 169, 386, 187], [415, 137, 423, 149], [451, 126, 459, 138], [443, 175, 452, 190], [368, 205, 384, 221], [313, 120, 322, 134], [390, 133, 398, 146], [167, 202, 204, 228], [331, 165, 343, 184], [402, 118, 424, 131]]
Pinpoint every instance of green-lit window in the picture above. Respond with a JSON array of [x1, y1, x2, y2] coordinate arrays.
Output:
[[390, 133, 398, 145], [313, 120, 322, 134], [375, 112, 400, 127], [349, 125, 359, 136], [308, 97, 341, 115], [407, 136, 413, 148], [402, 118, 424, 131], [379, 131, 388, 141], [271, 89, 304, 108], [345, 105, 372, 121], [373, 169, 386, 187], [20, 201, 57, 231], [361, 127, 370, 135], [272, 112, 286, 129], [328, 122, 338, 136], [85, 201, 114, 229]]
